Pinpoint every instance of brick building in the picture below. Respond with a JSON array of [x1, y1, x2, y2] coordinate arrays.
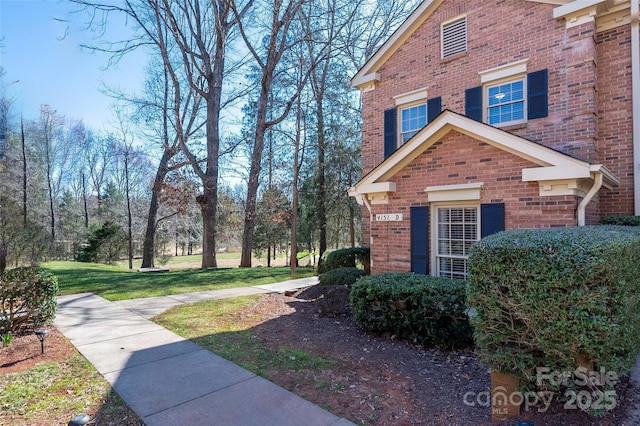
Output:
[[348, 0, 640, 277]]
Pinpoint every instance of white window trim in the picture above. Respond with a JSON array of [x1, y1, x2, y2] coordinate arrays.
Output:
[[484, 76, 528, 127], [425, 182, 483, 202], [430, 202, 480, 279], [479, 60, 529, 127], [393, 87, 428, 106], [441, 14, 467, 59], [479, 59, 529, 84], [398, 101, 428, 147]]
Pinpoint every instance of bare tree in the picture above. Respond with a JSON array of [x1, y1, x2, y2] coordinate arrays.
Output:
[[232, 0, 318, 268], [72, 0, 252, 268]]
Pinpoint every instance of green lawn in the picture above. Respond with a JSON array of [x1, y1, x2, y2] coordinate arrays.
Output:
[[43, 261, 315, 301], [113, 253, 241, 269]]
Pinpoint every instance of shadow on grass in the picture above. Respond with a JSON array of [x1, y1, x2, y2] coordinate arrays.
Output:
[[45, 261, 314, 301]]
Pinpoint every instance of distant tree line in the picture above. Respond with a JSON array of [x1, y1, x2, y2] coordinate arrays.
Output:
[[0, 0, 420, 273]]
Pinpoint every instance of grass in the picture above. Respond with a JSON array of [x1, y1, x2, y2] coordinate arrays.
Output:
[[154, 296, 333, 375], [43, 261, 315, 301], [0, 354, 143, 425], [113, 253, 242, 269]]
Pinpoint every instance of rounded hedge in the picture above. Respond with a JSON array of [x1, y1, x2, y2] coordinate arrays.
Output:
[[319, 267, 366, 286], [468, 226, 640, 394], [318, 247, 370, 274], [0, 267, 58, 333], [350, 273, 473, 348]]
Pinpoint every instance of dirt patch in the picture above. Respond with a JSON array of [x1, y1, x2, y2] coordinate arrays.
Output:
[[219, 291, 635, 425], [0, 328, 73, 374]]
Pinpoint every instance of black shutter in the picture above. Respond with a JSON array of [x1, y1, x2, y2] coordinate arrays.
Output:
[[481, 203, 505, 238], [427, 96, 442, 123], [410, 206, 429, 275], [384, 108, 397, 159], [528, 69, 548, 119], [465, 86, 482, 122]]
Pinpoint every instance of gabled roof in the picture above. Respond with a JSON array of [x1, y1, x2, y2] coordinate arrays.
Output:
[[349, 110, 619, 195], [351, 0, 444, 90], [351, 0, 621, 90]]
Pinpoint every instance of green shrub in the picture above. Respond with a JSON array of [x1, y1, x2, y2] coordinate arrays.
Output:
[[319, 267, 366, 286], [76, 221, 127, 264], [350, 273, 473, 348], [0, 267, 58, 334], [468, 226, 640, 393], [599, 215, 640, 226], [318, 247, 370, 274]]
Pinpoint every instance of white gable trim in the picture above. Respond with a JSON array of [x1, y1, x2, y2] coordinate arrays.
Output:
[[348, 111, 619, 204], [351, 0, 445, 90]]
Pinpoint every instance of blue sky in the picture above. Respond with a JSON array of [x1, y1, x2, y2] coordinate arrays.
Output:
[[0, 0, 145, 132]]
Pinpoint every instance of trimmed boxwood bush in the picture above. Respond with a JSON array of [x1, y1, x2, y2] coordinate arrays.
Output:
[[319, 267, 366, 286], [600, 215, 640, 226], [318, 247, 370, 274], [468, 226, 640, 390], [0, 267, 58, 333], [350, 273, 473, 348]]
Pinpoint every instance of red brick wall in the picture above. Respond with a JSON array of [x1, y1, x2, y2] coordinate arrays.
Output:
[[368, 131, 578, 274], [596, 25, 635, 216], [358, 0, 635, 257], [361, 0, 573, 176]]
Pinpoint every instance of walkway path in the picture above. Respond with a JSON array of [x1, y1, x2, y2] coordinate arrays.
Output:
[[55, 277, 353, 426]]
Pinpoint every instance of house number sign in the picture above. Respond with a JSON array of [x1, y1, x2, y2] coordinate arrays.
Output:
[[375, 214, 403, 221]]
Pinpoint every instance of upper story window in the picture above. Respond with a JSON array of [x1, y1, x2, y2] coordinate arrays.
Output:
[[400, 104, 427, 145], [487, 79, 526, 126], [467, 60, 547, 127], [441, 15, 467, 59]]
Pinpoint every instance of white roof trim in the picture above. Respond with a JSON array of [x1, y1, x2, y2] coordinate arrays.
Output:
[[351, 0, 445, 90], [351, 110, 619, 196], [553, 0, 605, 19]]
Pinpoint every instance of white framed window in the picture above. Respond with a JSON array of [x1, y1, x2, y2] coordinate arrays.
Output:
[[399, 103, 427, 145], [441, 15, 467, 59], [434, 205, 479, 280], [486, 78, 526, 126]]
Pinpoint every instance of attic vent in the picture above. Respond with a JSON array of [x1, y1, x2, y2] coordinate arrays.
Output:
[[442, 16, 467, 59]]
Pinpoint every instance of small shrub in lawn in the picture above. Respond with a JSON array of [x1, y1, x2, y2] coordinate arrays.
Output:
[[0, 267, 58, 334], [599, 215, 640, 226], [319, 267, 366, 286], [350, 273, 473, 348], [467, 226, 640, 405], [318, 247, 370, 274]]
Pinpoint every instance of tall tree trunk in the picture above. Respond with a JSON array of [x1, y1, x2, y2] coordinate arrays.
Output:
[[289, 95, 303, 277], [317, 94, 327, 261], [349, 202, 355, 247], [240, 75, 272, 268], [82, 172, 89, 228], [141, 147, 173, 268], [21, 117, 27, 226], [47, 168, 55, 243], [124, 151, 133, 270]]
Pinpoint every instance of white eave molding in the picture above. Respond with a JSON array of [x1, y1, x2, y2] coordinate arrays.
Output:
[[352, 73, 380, 92], [347, 111, 620, 204], [553, 0, 632, 31]]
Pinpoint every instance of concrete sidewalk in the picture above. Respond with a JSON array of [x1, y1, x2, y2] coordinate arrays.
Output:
[[55, 277, 353, 426]]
